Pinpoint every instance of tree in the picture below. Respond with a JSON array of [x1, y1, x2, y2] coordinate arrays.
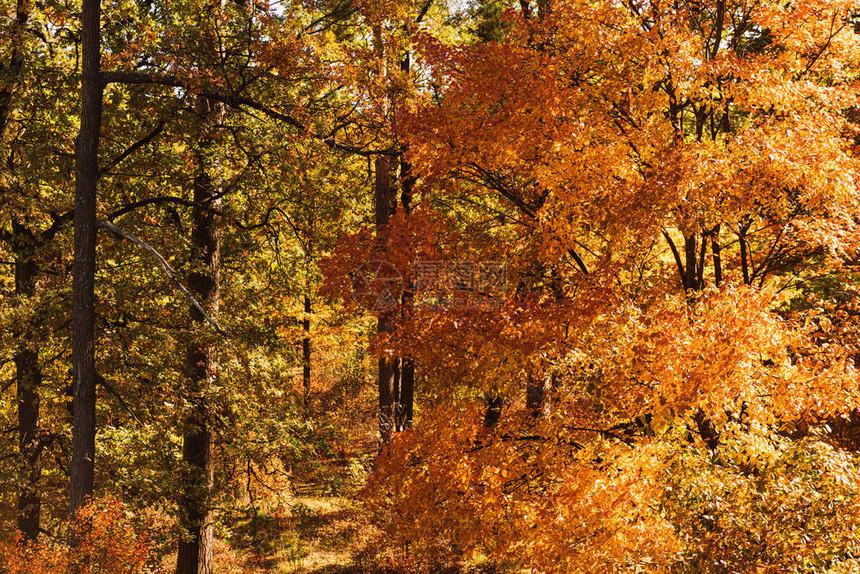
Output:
[[69, 0, 104, 517], [1, 0, 41, 539], [361, 0, 860, 569], [0, 0, 413, 562], [176, 100, 223, 574]]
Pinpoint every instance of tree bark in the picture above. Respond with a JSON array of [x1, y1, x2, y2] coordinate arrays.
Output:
[[683, 234, 698, 290], [711, 225, 722, 287], [739, 223, 751, 285], [176, 162, 220, 574], [302, 294, 311, 414], [13, 223, 42, 540], [70, 0, 104, 517], [375, 156, 401, 440], [398, 148, 415, 430], [399, 356, 414, 430], [0, 0, 29, 137], [377, 346, 396, 439], [483, 394, 504, 428], [3, 2, 41, 538]]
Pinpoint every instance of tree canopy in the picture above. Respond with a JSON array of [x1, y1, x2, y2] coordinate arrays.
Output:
[[2, 0, 860, 572]]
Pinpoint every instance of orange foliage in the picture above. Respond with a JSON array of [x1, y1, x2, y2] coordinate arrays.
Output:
[[1, 497, 159, 574], [352, 0, 860, 570]]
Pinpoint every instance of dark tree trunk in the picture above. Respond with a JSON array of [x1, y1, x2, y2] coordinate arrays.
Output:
[[696, 232, 707, 289], [683, 234, 698, 291], [3, 1, 41, 539], [176, 165, 220, 574], [377, 315, 397, 440], [712, 225, 722, 287], [398, 153, 415, 430], [397, 48, 416, 429], [693, 409, 719, 450], [302, 294, 311, 414], [70, 0, 104, 516], [483, 394, 504, 428], [13, 224, 42, 540], [0, 0, 28, 135], [739, 224, 751, 285], [375, 155, 392, 229], [375, 156, 401, 440], [399, 356, 414, 430]]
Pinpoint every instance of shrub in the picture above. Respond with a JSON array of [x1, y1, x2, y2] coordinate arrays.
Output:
[[1, 496, 160, 574]]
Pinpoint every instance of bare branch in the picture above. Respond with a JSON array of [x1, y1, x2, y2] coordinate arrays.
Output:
[[100, 120, 166, 175], [96, 373, 141, 423], [101, 71, 396, 157], [97, 219, 228, 337], [662, 229, 687, 288]]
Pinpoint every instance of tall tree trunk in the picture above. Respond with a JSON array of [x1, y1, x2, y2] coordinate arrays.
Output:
[[377, 331, 396, 440], [683, 234, 698, 291], [70, 0, 104, 516], [739, 223, 751, 285], [13, 223, 42, 540], [302, 294, 311, 414], [375, 155, 400, 440], [176, 163, 220, 574], [398, 155, 414, 431], [0, 0, 28, 136], [3, 0, 41, 539], [397, 53, 416, 432]]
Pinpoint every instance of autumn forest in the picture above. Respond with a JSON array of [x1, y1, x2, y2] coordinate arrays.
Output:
[[2, 0, 860, 571]]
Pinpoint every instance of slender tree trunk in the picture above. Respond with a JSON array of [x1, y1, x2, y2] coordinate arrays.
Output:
[[377, 335, 396, 439], [683, 234, 698, 291], [399, 357, 413, 430], [70, 0, 104, 516], [3, 1, 41, 538], [739, 224, 751, 285], [0, 0, 28, 136], [13, 224, 41, 540], [696, 232, 707, 288], [483, 394, 504, 428], [712, 225, 722, 287], [375, 155, 392, 234], [176, 163, 220, 574], [375, 155, 401, 440], [302, 294, 311, 414], [397, 52, 416, 431]]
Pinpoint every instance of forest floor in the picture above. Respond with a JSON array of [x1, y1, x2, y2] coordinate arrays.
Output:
[[255, 495, 361, 573], [210, 416, 383, 573], [279, 496, 356, 573], [216, 492, 372, 573]]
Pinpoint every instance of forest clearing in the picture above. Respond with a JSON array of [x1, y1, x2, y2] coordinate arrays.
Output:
[[3, 0, 860, 572]]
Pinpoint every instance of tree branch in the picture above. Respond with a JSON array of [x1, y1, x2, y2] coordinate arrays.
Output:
[[100, 120, 166, 175], [662, 229, 687, 288], [97, 219, 228, 337], [96, 373, 141, 423], [101, 71, 396, 157]]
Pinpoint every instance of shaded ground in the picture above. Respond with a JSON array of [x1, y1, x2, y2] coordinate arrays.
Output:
[[225, 494, 369, 574]]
